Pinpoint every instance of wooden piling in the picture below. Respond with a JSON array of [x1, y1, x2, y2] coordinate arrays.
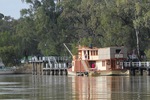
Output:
[[52, 70, 54, 75], [148, 69, 150, 76], [65, 69, 68, 75], [31, 56, 69, 76], [140, 68, 143, 76], [130, 68, 135, 76]]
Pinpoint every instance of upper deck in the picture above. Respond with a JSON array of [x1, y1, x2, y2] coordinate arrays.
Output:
[[77, 46, 127, 61]]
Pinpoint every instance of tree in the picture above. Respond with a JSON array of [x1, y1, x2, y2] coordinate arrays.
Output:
[[21, 0, 67, 56], [116, 0, 150, 59], [0, 13, 4, 19], [15, 17, 39, 57], [60, 0, 104, 47], [0, 17, 18, 66]]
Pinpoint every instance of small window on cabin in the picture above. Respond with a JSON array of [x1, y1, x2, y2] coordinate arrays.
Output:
[[107, 60, 110, 65], [92, 51, 93, 55], [116, 49, 121, 54], [84, 51, 86, 54], [96, 50, 98, 55], [102, 61, 105, 66], [91, 51, 94, 56], [94, 51, 95, 55]]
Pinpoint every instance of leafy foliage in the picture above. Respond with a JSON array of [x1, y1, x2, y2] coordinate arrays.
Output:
[[1, 0, 150, 65]]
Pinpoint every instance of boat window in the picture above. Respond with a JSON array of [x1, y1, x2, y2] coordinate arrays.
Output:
[[91, 51, 94, 55], [107, 60, 110, 65], [91, 50, 98, 56], [102, 61, 105, 66], [116, 49, 121, 54], [96, 50, 98, 55], [84, 51, 86, 54]]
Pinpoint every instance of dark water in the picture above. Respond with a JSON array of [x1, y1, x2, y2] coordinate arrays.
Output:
[[0, 75, 150, 100]]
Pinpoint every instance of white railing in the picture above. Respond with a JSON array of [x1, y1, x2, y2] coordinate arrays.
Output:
[[30, 56, 69, 69], [120, 62, 150, 68], [43, 63, 67, 70]]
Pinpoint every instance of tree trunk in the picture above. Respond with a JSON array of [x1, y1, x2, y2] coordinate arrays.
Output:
[[135, 27, 140, 59]]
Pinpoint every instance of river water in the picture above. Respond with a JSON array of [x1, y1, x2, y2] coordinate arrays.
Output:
[[0, 75, 150, 100]]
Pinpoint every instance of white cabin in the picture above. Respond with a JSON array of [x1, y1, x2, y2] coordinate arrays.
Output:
[[72, 46, 127, 72]]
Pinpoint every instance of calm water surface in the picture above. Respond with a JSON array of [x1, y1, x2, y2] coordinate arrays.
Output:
[[0, 74, 150, 100]]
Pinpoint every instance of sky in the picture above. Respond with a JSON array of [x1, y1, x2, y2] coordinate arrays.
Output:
[[0, 0, 29, 19]]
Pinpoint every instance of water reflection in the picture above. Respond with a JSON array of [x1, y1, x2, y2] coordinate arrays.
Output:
[[31, 75, 71, 100], [0, 75, 150, 100], [71, 76, 112, 100], [71, 76, 150, 100]]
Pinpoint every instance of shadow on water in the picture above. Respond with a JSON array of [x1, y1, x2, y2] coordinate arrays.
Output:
[[0, 75, 150, 100]]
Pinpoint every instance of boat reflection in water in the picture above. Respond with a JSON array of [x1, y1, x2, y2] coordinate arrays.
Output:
[[71, 76, 113, 100], [70, 76, 150, 100], [0, 75, 150, 100]]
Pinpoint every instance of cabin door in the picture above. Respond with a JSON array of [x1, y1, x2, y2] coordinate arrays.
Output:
[[111, 60, 116, 70]]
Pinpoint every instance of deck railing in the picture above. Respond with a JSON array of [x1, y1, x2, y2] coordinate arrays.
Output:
[[120, 62, 150, 68]]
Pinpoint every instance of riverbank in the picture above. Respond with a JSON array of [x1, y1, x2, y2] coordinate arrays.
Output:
[[15, 63, 32, 74]]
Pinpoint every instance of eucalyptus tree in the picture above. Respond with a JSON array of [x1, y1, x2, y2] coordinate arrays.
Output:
[[0, 13, 4, 19], [20, 0, 150, 58], [60, 0, 104, 47], [96, 0, 136, 48], [94, 0, 128, 47], [60, 0, 131, 48], [21, 0, 67, 56], [15, 17, 39, 59], [115, 0, 150, 58], [0, 15, 19, 66]]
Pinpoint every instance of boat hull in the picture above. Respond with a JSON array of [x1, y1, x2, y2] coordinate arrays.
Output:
[[67, 69, 129, 76], [67, 70, 77, 76], [98, 69, 129, 76]]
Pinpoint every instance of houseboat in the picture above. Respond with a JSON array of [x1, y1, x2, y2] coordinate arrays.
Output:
[[68, 45, 129, 76]]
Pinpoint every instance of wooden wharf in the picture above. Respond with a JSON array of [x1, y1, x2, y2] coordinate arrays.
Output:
[[120, 62, 150, 76], [30, 55, 150, 76], [30, 56, 69, 75]]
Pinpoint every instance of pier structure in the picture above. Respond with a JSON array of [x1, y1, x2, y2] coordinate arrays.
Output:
[[30, 56, 69, 75], [120, 62, 150, 76]]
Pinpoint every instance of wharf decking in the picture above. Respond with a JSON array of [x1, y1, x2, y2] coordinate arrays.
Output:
[[30, 56, 150, 76], [120, 62, 150, 76], [30, 56, 69, 75]]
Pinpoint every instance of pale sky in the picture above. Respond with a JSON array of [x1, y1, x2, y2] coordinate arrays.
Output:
[[0, 0, 29, 19]]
